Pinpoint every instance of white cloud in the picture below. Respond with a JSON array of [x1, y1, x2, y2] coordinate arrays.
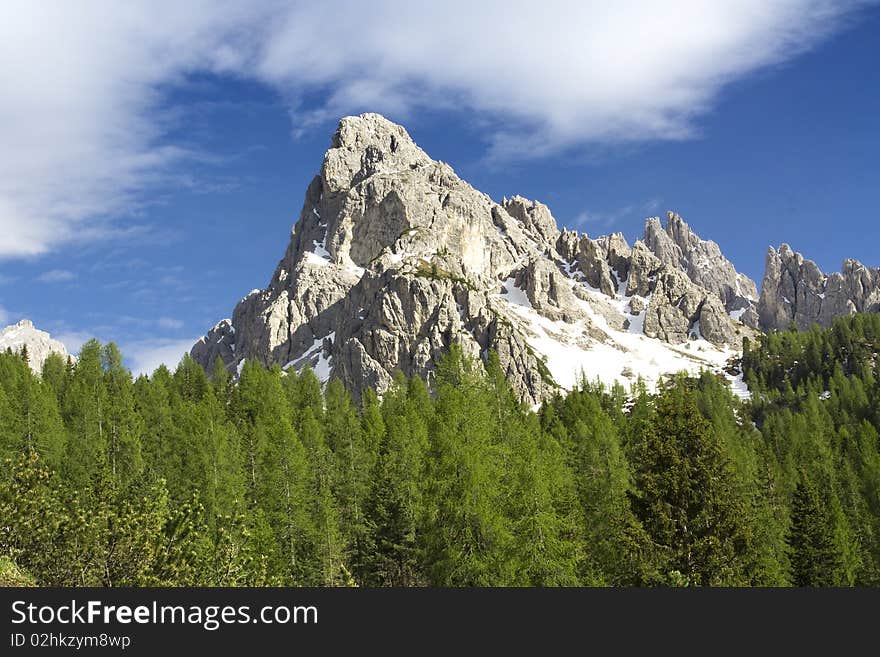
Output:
[[46, 324, 193, 373], [123, 337, 199, 377], [574, 199, 665, 229], [0, 1, 868, 258], [37, 269, 76, 283], [0, 305, 9, 325], [53, 331, 95, 357], [157, 317, 185, 330], [0, 1, 257, 259], [573, 211, 609, 228]]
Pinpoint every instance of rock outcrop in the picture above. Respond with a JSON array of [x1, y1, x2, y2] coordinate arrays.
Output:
[[0, 319, 71, 373], [192, 113, 756, 404], [758, 244, 880, 330], [643, 212, 759, 327]]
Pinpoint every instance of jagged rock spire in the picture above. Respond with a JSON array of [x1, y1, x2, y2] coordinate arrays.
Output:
[[642, 211, 759, 325], [758, 244, 880, 330]]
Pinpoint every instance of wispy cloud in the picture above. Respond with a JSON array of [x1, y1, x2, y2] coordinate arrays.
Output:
[[0, 1, 869, 258], [67, 312, 187, 338], [53, 330, 95, 357], [0, 305, 9, 325], [122, 337, 198, 377], [157, 317, 184, 330], [37, 269, 76, 283], [573, 199, 664, 231], [573, 210, 617, 229], [252, 1, 869, 161]]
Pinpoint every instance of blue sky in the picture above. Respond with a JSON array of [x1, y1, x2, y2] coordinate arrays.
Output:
[[0, 1, 878, 374]]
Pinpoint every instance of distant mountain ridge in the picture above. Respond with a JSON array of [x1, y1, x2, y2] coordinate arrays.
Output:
[[189, 113, 878, 404], [0, 319, 71, 372], [758, 244, 880, 330]]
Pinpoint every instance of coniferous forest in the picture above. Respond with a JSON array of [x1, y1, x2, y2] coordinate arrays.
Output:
[[2, 314, 880, 587]]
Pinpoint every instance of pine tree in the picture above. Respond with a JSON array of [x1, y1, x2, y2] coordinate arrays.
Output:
[[629, 379, 755, 585], [360, 373, 428, 586], [300, 407, 345, 585], [787, 474, 845, 586], [694, 372, 789, 585], [557, 388, 653, 585], [286, 366, 324, 427], [229, 362, 316, 582], [485, 352, 579, 585], [229, 360, 269, 499], [422, 345, 512, 585], [201, 383, 246, 524], [210, 356, 232, 401], [61, 340, 109, 490], [102, 343, 143, 488], [0, 350, 67, 471], [174, 353, 210, 402], [255, 373, 314, 584], [40, 352, 70, 404], [324, 379, 368, 555], [133, 366, 174, 483]]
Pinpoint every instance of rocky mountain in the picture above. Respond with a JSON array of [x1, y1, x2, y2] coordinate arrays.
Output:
[[0, 319, 71, 373], [758, 244, 880, 330], [642, 212, 760, 327], [192, 113, 761, 405]]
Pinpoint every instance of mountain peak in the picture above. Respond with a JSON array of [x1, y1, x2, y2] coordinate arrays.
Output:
[[331, 113, 414, 148], [325, 113, 431, 188], [0, 318, 71, 373], [641, 211, 759, 322], [192, 115, 760, 404]]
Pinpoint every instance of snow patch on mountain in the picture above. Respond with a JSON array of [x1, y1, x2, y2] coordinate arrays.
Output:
[[494, 278, 737, 393]]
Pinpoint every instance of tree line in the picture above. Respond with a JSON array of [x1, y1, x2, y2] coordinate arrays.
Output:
[[1, 314, 879, 586]]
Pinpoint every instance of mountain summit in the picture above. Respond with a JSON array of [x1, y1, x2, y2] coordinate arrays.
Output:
[[0, 319, 71, 372], [192, 113, 761, 404], [643, 212, 759, 325]]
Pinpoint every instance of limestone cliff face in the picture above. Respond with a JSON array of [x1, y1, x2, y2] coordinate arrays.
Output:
[[758, 244, 880, 330], [642, 212, 760, 328], [0, 319, 71, 373], [192, 113, 756, 404]]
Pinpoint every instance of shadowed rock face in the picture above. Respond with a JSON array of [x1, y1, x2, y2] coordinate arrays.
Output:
[[0, 319, 71, 373], [758, 244, 880, 330], [191, 113, 757, 405]]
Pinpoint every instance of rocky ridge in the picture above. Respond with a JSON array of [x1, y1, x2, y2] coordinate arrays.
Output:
[[192, 113, 762, 405], [758, 244, 880, 330], [0, 319, 71, 373], [642, 212, 760, 327]]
